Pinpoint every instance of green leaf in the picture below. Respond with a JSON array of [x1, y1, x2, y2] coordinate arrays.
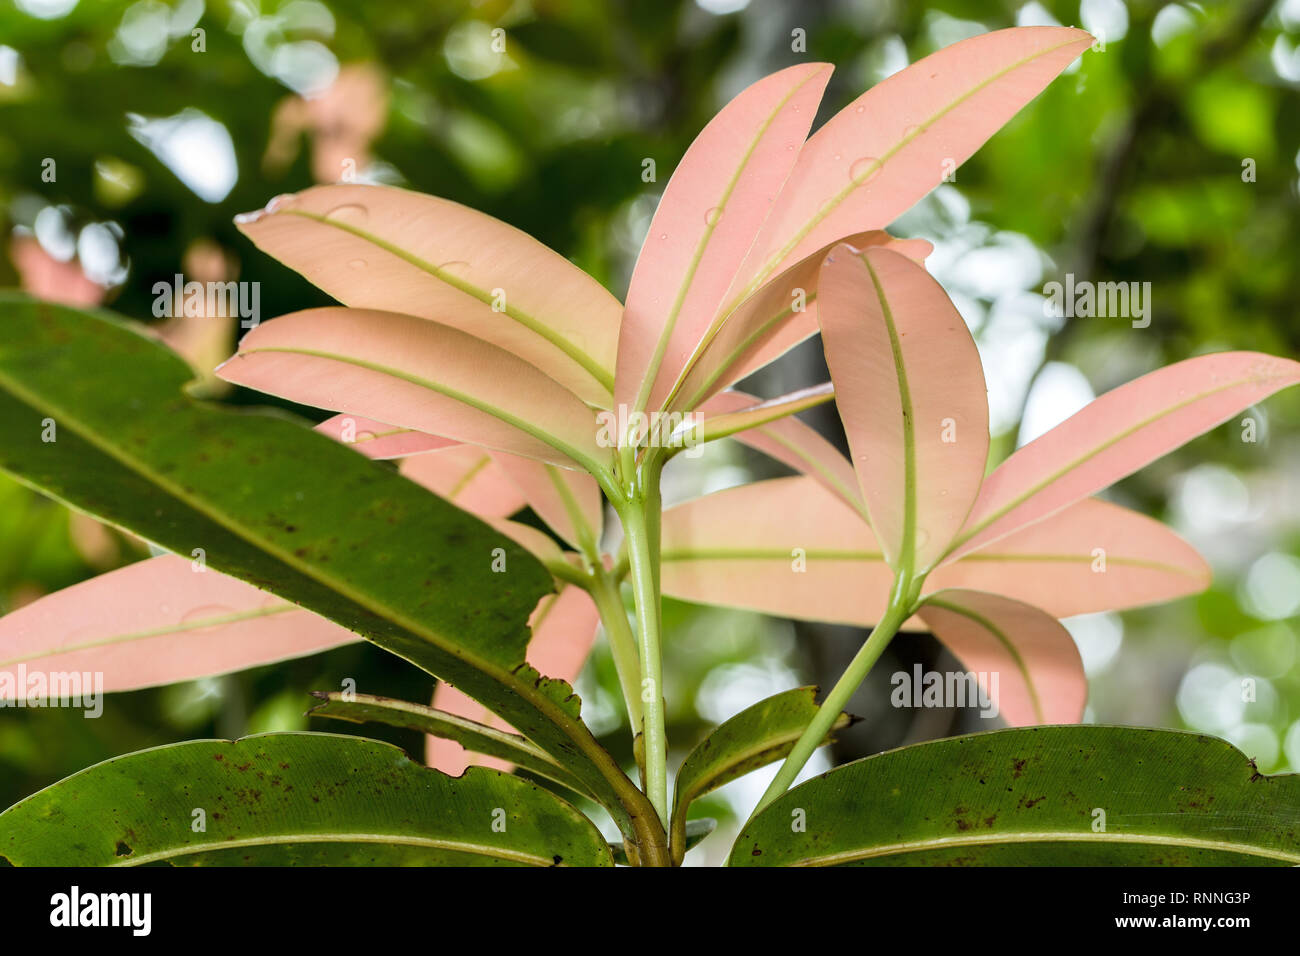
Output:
[[306, 691, 593, 801], [730, 726, 1300, 866], [0, 733, 613, 867], [672, 687, 854, 864], [0, 295, 661, 855]]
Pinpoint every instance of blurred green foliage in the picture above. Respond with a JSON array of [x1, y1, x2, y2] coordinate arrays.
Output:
[[1, 0, 1298, 861]]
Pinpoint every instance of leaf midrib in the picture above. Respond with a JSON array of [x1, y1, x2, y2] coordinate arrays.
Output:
[[681, 293, 817, 412], [658, 548, 1196, 578], [779, 829, 1300, 867], [922, 597, 1043, 723], [946, 374, 1281, 556], [742, 424, 868, 524], [737, 37, 1087, 303], [235, 345, 608, 479], [284, 209, 615, 394], [0, 603, 301, 668], [116, 831, 572, 867], [633, 68, 824, 415], [862, 255, 916, 572]]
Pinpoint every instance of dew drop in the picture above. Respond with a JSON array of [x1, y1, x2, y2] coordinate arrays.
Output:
[[323, 203, 368, 226], [355, 430, 377, 444], [234, 192, 298, 224], [704, 206, 723, 226], [902, 124, 920, 139], [659, 232, 668, 240], [347, 258, 367, 270], [849, 156, 881, 183]]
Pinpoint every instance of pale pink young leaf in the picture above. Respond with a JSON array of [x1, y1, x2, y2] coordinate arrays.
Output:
[[725, 26, 1093, 305], [488, 452, 604, 552], [670, 234, 931, 411], [928, 497, 1210, 618], [659, 476, 897, 627], [660, 477, 1206, 629], [315, 413, 455, 459], [915, 588, 1087, 726], [695, 389, 864, 518], [397, 450, 585, 565], [427, 585, 600, 773], [0, 555, 358, 698], [616, 64, 832, 417], [819, 245, 989, 572], [690, 382, 835, 447], [216, 307, 610, 473], [235, 184, 620, 404], [949, 352, 1300, 560], [724, 238, 933, 389], [399, 446, 526, 518]]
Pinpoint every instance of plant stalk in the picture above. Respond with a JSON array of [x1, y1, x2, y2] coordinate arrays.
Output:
[[588, 567, 645, 745], [620, 465, 670, 829], [749, 586, 915, 819]]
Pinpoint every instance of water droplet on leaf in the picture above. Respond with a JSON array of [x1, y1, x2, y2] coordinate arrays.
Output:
[[849, 156, 881, 183]]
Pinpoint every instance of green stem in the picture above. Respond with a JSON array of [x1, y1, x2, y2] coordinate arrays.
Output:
[[589, 567, 645, 738], [749, 582, 916, 819], [620, 465, 669, 828]]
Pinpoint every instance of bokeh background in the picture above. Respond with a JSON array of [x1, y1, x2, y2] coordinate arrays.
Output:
[[1, 0, 1298, 863]]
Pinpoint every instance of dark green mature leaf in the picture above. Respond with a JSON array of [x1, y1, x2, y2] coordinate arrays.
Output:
[[0, 295, 661, 853], [307, 691, 593, 800], [731, 726, 1300, 866], [0, 733, 613, 866], [671, 687, 854, 864]]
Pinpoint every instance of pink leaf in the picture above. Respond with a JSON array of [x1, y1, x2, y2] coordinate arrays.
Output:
[[315, 414, 455, 459], [399, 446, 527, 518], [235, 184, 620, 404], [669, 232, 930, 411], [691, 383, 835, 445], [488, 452, 604, 552], [660, 477, 1206, 631], [949, 352, 1300, 560], [427, 585, 600, 773], [930, 497, 1210, 618], [0, 555, 358, 698], [695, 389, 864, 517], [616, 64, 832, 417], [216, 307, 610, 473], [484, 517, 568, 568], [819, 245, 989, 572], [915, 589, 1086, 726], [727, 26, 1093, 303], [659, 476, 896, 627]]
